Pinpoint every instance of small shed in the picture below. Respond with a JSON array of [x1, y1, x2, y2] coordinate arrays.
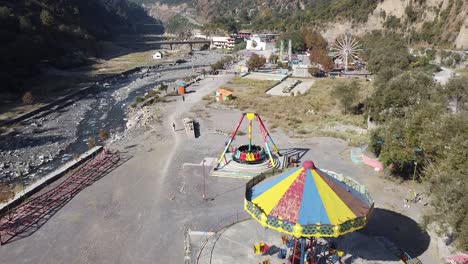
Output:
[[216, 89, 233, 102], [152, 52, 163, 60], [178, 86, 186, 95]]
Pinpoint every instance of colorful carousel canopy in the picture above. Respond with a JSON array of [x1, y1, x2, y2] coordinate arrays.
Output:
[[244, 160, 374, 238]]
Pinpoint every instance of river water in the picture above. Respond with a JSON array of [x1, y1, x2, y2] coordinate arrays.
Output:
[[0, 51, 224, 188]]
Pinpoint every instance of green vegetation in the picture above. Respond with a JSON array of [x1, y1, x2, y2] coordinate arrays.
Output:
[[383, 15, 401, 30], [166, 14, 194, 37], [217, 76, 369, 146], [331, 80, 361, 114], [234, 41, 247, 51], [361, 31, 410, 75], [211, 56, 235, 72], [361, 30, 468, 249], [303, 29, 333, 71], [0, 0, 161, 97], [0, 183, 14, 203], [275, 29, 332, 70], [247, 53, 266, 71], [194, 0, 378, 33]]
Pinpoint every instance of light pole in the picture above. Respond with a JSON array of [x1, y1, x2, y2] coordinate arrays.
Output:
[[202, 159, 206, 200], [412, 161, 418, 199]]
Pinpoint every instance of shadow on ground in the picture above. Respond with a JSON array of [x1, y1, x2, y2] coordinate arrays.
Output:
[[361, 207, 430, 258], [0, 151, 132, 245]]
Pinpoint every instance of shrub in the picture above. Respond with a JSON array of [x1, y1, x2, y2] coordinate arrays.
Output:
[[40, 9, 54, 27], [331, 81, 360, 114], [22, 91, 34, 104], [135, 96, 144, 103], [87, 137, 96, 149], [247, 53, 266, 71], [0, 183, 14, 203], [98, 128, 109, 141]]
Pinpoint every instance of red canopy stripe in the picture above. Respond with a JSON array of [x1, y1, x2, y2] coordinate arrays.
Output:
[[269, 168, 306, 223]]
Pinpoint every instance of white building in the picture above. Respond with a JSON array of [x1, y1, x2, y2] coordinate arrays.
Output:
[[246, 34, 277, 51], [246, 35, 267, 51], [211, 36, 237, 50], [152, 52, 163, 60]]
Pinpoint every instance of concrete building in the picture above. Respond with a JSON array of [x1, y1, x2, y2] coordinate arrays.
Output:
[[233, 32, 252, 40], [246, 35, 267, 51], [211, 36, 238, 50], [246, 34, 277, 51]]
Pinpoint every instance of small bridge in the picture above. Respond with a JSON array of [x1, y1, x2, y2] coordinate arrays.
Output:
[[116, 39, 211, 50]]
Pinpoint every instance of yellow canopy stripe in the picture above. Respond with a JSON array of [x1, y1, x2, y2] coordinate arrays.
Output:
[[252, 168, 303, 214], [311, 170, 356, 225]]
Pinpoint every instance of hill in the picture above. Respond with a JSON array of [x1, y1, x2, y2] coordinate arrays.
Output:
[[143, 0, 467, 48], [0, 0, 163, 95]]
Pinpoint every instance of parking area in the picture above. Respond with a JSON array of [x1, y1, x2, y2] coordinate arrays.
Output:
[[266, 78, 315, 96]]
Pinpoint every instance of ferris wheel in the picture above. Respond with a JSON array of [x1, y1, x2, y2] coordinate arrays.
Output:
[[331, 34, 362, 71]]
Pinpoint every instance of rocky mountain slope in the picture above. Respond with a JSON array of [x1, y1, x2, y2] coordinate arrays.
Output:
[[143, 0, 467, 48], [0, 0, 162, 95]]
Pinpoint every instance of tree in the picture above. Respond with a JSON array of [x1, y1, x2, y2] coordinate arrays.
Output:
[[98, 128, 109, 141], [0, 183, 14, 203], [158, 83, 168, 94], [269, 54, 279, 64], [310, 49, 333, 71], [302, 29, 327, 51], [361, 31, 410, 74], [87, 137, 96, 150], [367, 70, 435, 121], [303, 29, 333, 71], [234, 41, 246, 51], [18, 16, 32, 32], [445, 76, 468, 113], [383, 15, 401, 30], [423, 113, 468, 250], [0, 6, 12, 21], [247, 53, 266, 71], [278, 30, 304, 52], [40, 9, 54, 27], [331, 80, 360, 114], [22, 91, 34, 104], [308, 67, 321, 77]]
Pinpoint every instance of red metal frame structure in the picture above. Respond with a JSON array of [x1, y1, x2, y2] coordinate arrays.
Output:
[[0, 149, 120, 245], [214, 113, 280, 170]]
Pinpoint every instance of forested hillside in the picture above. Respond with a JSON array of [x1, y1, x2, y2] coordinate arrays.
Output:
[[145, 0, 467, 48], [0, 0, 162, 95]]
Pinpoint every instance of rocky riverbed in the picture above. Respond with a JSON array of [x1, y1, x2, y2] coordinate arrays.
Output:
[[0, 50, 225, 184]]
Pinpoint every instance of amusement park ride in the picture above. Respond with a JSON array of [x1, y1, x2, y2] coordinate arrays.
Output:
[[214, 113, 281, 171], [330, 34, 363, 71]]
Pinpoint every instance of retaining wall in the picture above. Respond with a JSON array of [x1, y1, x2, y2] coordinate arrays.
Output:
[[0, 146, 103, 214]]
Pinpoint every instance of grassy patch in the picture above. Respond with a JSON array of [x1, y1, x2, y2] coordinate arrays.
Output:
[[220, 77, 370, 142], [456, 67, 468, 77], [89, 49, 177, 76]]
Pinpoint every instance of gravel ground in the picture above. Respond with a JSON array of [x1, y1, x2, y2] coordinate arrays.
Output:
[[0, 97, 94, 183]]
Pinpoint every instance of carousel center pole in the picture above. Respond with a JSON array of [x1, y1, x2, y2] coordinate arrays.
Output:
[[247, 114, 253, 151], [300, 237, 305, 264]]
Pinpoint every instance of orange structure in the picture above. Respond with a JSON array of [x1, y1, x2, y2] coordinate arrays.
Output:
[[178, 86, 185, 95], [216, 89, 233, 102]]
